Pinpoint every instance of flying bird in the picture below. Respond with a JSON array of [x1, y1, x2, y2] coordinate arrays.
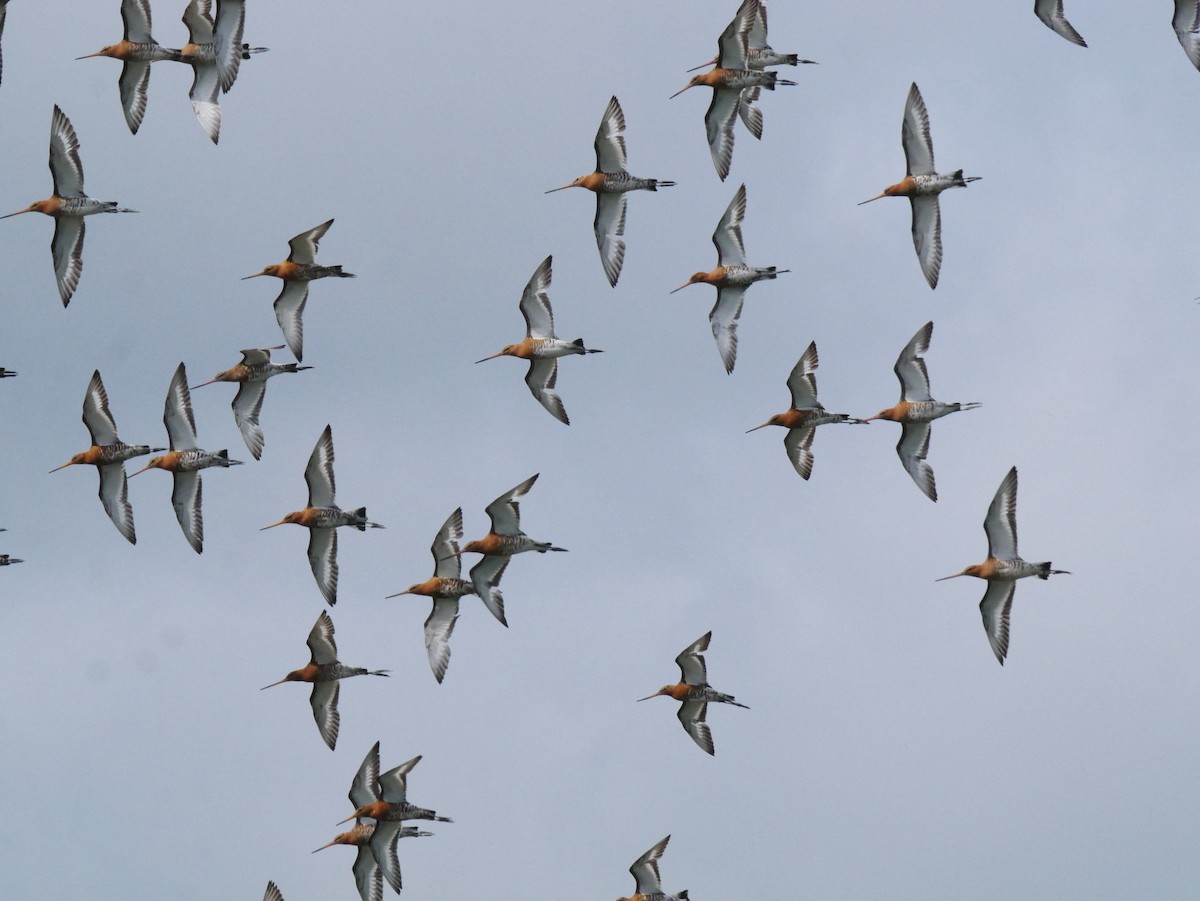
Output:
[[387, 508, 506, 682], [191, 345, 311, 460], [50, 370, 163, 545], [0, 555, 23, 566], [129, 362, 243, 553], [616, 835, 689, 901], [339, 744, 452, 894], [859, 82, 980, 289], [261, 425, 384, 605], [1034, 0, 1086, 46], [746, 342, 862, 480], [671, 183, 788, 374], [76, 0, 191, 134], [545, 96, 674, 286], [261, 610, 389, 750], [458, 474, 566, 624], [177, 1, 268, 142], [862, 322, 980, 501], [243, 219, 356, 362], [639, 631, 748, 756], [686, 0, 816, 140], [313, 821, 431, 901], [670, 0, 796, 180], [210, 0, 267, 92], [475, 255, 602, 425], [937, 467, 1069, 665], [1175, 1, 1200, 69], [2, 105, 137, 307]]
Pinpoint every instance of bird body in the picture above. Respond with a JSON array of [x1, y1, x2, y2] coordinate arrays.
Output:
[[672, 184, 787, 374], [50, 370, 163, 544], [937, 467, 1069, 664], [244, 220, 356, 362], [476, 256, 601, 425], [192, 346, 311, 460], [547, 96, 674, 286], [639, 632, 747, 756], [262, 611, 388, 750], [859, 83, 979, 289], [313, 821, 431, 901], [2, 106, 136, 306], [261, 425, 384, 605], [863, 322, 980, 501]]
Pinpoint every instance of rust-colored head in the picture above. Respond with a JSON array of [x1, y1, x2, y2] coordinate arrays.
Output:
[[312, 827, 366, 853], [386, 578, 438, 599], [670, 272, 714, 294], [191, 367, 240, 389], [260, 511, 307, 530], [76, 45, 124, 61], [544, 173, 602, 193], [669, 74, 708, 98], [637, 684, 684, 702], [863, 407, 900, 423], [936, 564, 985, 582], [261, 666, 315, 690], [475, 344, 521, 364], [337, 801, 388, 825], [859, 181, 911, 205], [49, 451, 92, 473], [2, 200, 56, 219], [459, 539, 486, 555], [129, 456, 169, 477], [242, 264, 282, 280], [746, 413, 788, 433]]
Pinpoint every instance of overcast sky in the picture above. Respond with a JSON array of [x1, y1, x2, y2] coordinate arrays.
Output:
[[2, 1, 1199, 898]]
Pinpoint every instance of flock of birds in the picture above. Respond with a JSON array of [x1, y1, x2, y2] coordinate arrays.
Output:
[[5, 0, 1199, 897]]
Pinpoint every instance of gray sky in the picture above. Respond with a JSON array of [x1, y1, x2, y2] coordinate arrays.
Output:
[[2, 1, 1199, 898]]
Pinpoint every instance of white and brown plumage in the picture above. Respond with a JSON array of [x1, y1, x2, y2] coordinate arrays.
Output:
[[50, 370, 164, 545], [339, 744, 451, 895], [859, 83, 980, 289], [261, 425, 384, 606], [687, 0, 816, 140], [458, 474, 566, 624], [261, 611, 389, 750], [617, 835, 689, 901], [545, 96, 674, 286], [475, 255, 602, 425], [2, 105, 137, 307], [1034, 0, 1086, 46], [76, 0, 190, 134], [313, 821, 432, 901], [862, 322, 980, 502], [639, 631, 748, 756], [243, 219, 356, 362], [387, 507, 507, 681], [191, 345, 311, 460], [1175, 1, 1200, 69], [746, 342, 862, 480], [128, 362, 243, 553], [177, 0, 268, 142], [670, 184, 788, 374], [937, 467, 1069, 665], [671, 0, 796, 180]]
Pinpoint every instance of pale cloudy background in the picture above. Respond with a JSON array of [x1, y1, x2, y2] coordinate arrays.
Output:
[[1, 1, 1198, 898]]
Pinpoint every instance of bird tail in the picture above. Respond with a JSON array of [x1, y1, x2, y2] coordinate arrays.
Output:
[[571, 338, 603, 354], [951, 169, 982, 186], [352, 507, 385, 530], [536, 543, 568, 553], [241, 44, 269, 59], [284, 363, 314, 374], [1036, 563, 1070, 580], [330, 266, 356, 278]]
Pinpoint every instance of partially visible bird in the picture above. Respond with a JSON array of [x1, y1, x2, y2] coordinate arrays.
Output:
[[545, 96, 674, 286], [746, 341, 862, 480], [261, 610, 389, 750], [617, 835, 689, 901], [0, 0, 11, 87], [260, 425, 385, 605], [387, 507, 507, 682], [1175, 0, 1200, 69], [475, 255, 602, 425], [0, 367, 15, 378], [862, 322, 980, 501], [263, 882, 283, 901], [191, 345, 311, 460], [937, 467, 1069, 665], [129, 362, 243, 553], [50, 370, 163, 545], [859, 82, 980, 289], [76, 0, 190, 134], [671, 183, 788, 373], [639, 631, 748, 756], [176, 0, 268, 142], [313, 821, 432, 901], [1034, 0, 1087, 46], [243, 219, 356, 362], [458, 474, 566, 624], [211, 0, 267, 92], [0, 555, 23, 566], [1, 105, 137, 306], [670, 0, 797, 180]]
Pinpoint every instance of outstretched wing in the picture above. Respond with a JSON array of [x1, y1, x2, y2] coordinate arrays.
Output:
[[984, 466, 1019, 559], [593, 95, 627, 173]]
